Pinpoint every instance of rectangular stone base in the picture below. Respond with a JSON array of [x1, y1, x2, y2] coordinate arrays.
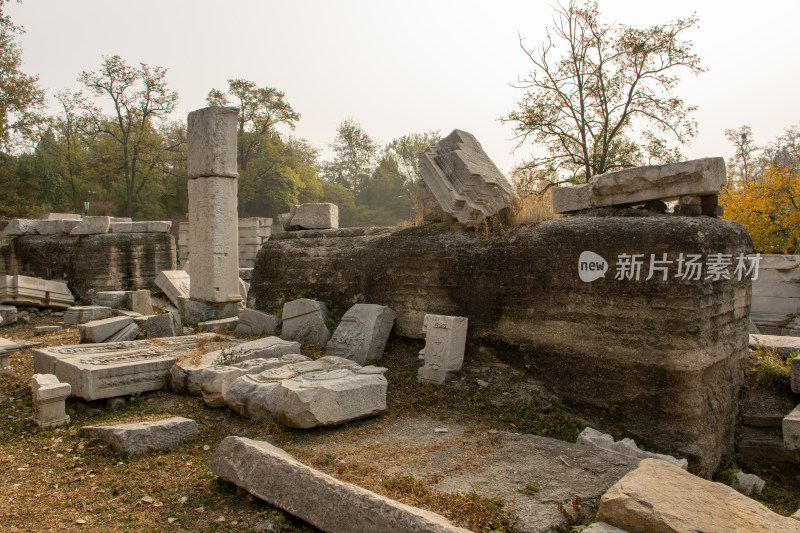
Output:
[[184, 299, 240, 324]]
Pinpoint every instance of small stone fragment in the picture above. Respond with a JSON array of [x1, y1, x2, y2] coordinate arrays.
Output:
[[143, 313, 177, 339], [285, 203, 338, 230], [417, 314, 468, 384], [33, 325, 63, 336], [730, 470, 766, 496], [81, 417, 198, 455], [281, 298, 330, 346], [325, 304, 396, 365]]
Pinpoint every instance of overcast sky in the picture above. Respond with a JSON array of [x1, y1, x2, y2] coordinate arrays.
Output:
[[7, 0, 800, 174]]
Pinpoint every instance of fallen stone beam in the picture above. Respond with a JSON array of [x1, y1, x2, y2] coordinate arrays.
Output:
[[552, 157, 726, 214], [81, 417, 198, 455], [210, 436, 472, 533]]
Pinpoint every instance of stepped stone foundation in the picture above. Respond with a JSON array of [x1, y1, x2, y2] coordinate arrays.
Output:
[[251, 212, 753, 476]]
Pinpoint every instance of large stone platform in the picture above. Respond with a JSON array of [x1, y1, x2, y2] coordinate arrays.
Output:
[[251, 212, 754, 476], [0, 233, 176, 300]]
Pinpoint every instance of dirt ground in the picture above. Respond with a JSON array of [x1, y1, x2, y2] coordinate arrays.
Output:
[[1, 311, 799, 532]]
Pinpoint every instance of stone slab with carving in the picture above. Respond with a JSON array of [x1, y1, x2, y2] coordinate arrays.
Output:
[[417, 314, 468, 384], [33, 334, 242, 401], [552, 157, 727, 214], [0, 275, 73, 308], [31, 373, 71, 427], [325, 304, 395, 365], [224, 356, 360, 421], [418, 129, 516, 226], [170, 336, 300, 395], [276, 366, 388, 428], [595, 459, 799, 533], [199, 353, 309, 408], [81, 417, 197, 455], [281, 298, 330, 346], [210, 437, 473, 533]]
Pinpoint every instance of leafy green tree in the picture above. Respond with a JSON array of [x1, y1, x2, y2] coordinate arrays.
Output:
[[78, 55, 179, 217], [504, 0, 704, 189], [357, 156, 412, 225], [207, 79, 300, 171], [384, 131, 441, 199], [325, 118, 378, 193], [0, 0, 46, 151]]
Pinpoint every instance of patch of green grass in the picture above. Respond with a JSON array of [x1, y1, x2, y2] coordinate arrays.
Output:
[[519, 478, 540, 495], [752, 345, 791, 388]]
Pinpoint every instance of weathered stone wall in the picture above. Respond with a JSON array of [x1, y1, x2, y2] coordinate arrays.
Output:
[[0, 233, 176, 300], [251, 213, 753, 476]]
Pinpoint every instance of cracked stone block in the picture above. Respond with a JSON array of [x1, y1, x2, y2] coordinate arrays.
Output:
[[155, 270, 190, 308], [325, 304, 395, 365], [143, 313, 176, 339], [281, 298, 330, 346], [93, 291, 128, 309], [31, 374, 71, 427], [81, 416, 197, 455], [417, 314, 468, 384], [187, 106, 238, 179], [1, 218, 40, 235]]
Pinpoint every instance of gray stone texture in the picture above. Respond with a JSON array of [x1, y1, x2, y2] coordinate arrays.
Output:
[[81, 417, 198, 455], [417, 314, 468, 384], [783, 404, 800, 451], [187, 106, 238, 179], [70, 216, 111, 235], [143, 313, 176, 338], [325, 304, 395, 364], [40, 213, 82, 220], [31, 373, 71, 427], [286, 203, 339, 230], [34, 325, 62, 335], [281, 298, 330, 346], [552, 157, 727, 214], [183, 299, 240, 324], [276, 367, 388, 428], [582, 524, 629, 533], [170, 336, 300, 396], [0, 336, 21, 373], [576, 427, 688, 469], [210, 437, 473, 533], [751, 254, 800, 330], [128, 289, 153, 316], [0, 304, 18, 326], [199, 354, 309, 408], [250, 214, 753, 477], [36, 219, 81, 235], [34, 334, 242, 401], [78, 316, 133, 343], [0, 275, 73, 308], [93, 291, 128, 309], [730, 470, 766, 496], [224, 356, 360, 421], [198, 316, 239, 332], [63, 306, 112, 327], [0, 233, 176, 301], [793, 356, 800, 394], [154, 270, 190, 308], [595, 459, 799, 533], [236, 307, 281, 336], [1, 218, 40, 236], [749, 334, 800, 359], [418, 129, 516, 225]]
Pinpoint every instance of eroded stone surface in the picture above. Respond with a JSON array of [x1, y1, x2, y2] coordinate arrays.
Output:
[[199, 354, 309, 408], [198, 317, 239, 332], [793, 357, 800, 394], [577, 427, 688, 469], [783, 404, 800, 451], [93, 291, 128, 309], [0, 337, 21, 374], [63, 306, 112, 327], [170, 336, 300, 396], [286, 203, 338, 230], [236, 308, 281, 336], [224, 356, 360, 421], [276, 367, 388, 428], [325, 304, 395, 365], [187, 106, 238, 179], [210, 437, 473, 533], [281, 298, 330, 346], [418, 129, 516, 225], [0, 304, 18, 326], [142, 313, 176, 339], [417, 314, 468, 384], [128, 290, 153, 316], [552, 158, 727, 214], [33, 334, 241, 401], [155, 270, 190, 308], [79, 316, 133, 343], [1, 218, 40, 236], [70, 216, 111, 235], [595, 459, 798, 533], [31, 373, 71, 427], [81, 417, 197, 455], [0, 275, 73, 308]]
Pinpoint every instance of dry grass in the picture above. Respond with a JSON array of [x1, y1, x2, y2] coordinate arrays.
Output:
[[508, 191, 554, 226]]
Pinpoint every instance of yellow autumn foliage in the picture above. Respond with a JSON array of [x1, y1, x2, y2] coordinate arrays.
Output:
[[721, 165, 800, 253]]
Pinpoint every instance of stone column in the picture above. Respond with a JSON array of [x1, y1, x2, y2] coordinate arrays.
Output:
[[185, 106, 241, 323]]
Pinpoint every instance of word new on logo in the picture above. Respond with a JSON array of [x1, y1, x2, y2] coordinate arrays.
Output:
[[578, 251, 608, 282]]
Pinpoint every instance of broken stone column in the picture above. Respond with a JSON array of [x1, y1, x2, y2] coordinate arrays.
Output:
[[31, 374, 71, 427], [185, 106, 241, 324], [418, 129, 517, 226], [417, 314, 468, 384]]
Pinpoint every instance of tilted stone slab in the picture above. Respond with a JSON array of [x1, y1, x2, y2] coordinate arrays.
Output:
[[210, 437, 472, 533], [170, 336, 301, 395], [577, 427, 688, 469], [33, 334, 242, 401], [155, 270, 190, 308], [281, 298, 330, 346], [106, 322, 140, 342], [63, 306, 113, 327], [199, 354, 310, 408], [595, 459, 799, 533], [236, 308, 281, 336], [276, 367, 388, 428], [287, 203, 338, 230], [552, 157, 727, 214], [418, 314, 468, 384], [0, 275, 74, 308], [128, 289, 153, 316], [70, 216, 111, 235], [418, 129, 516, 226], [81, 417, 198, 455], [224, 356, 360, 421], [325, 304, 396, 365], [79, 316, 133, 343]]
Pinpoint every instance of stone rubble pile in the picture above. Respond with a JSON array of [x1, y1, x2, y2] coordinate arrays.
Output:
[[0, 275, 74, 308], [418, 129, 517, 226], [2, 213, 170, 236]]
